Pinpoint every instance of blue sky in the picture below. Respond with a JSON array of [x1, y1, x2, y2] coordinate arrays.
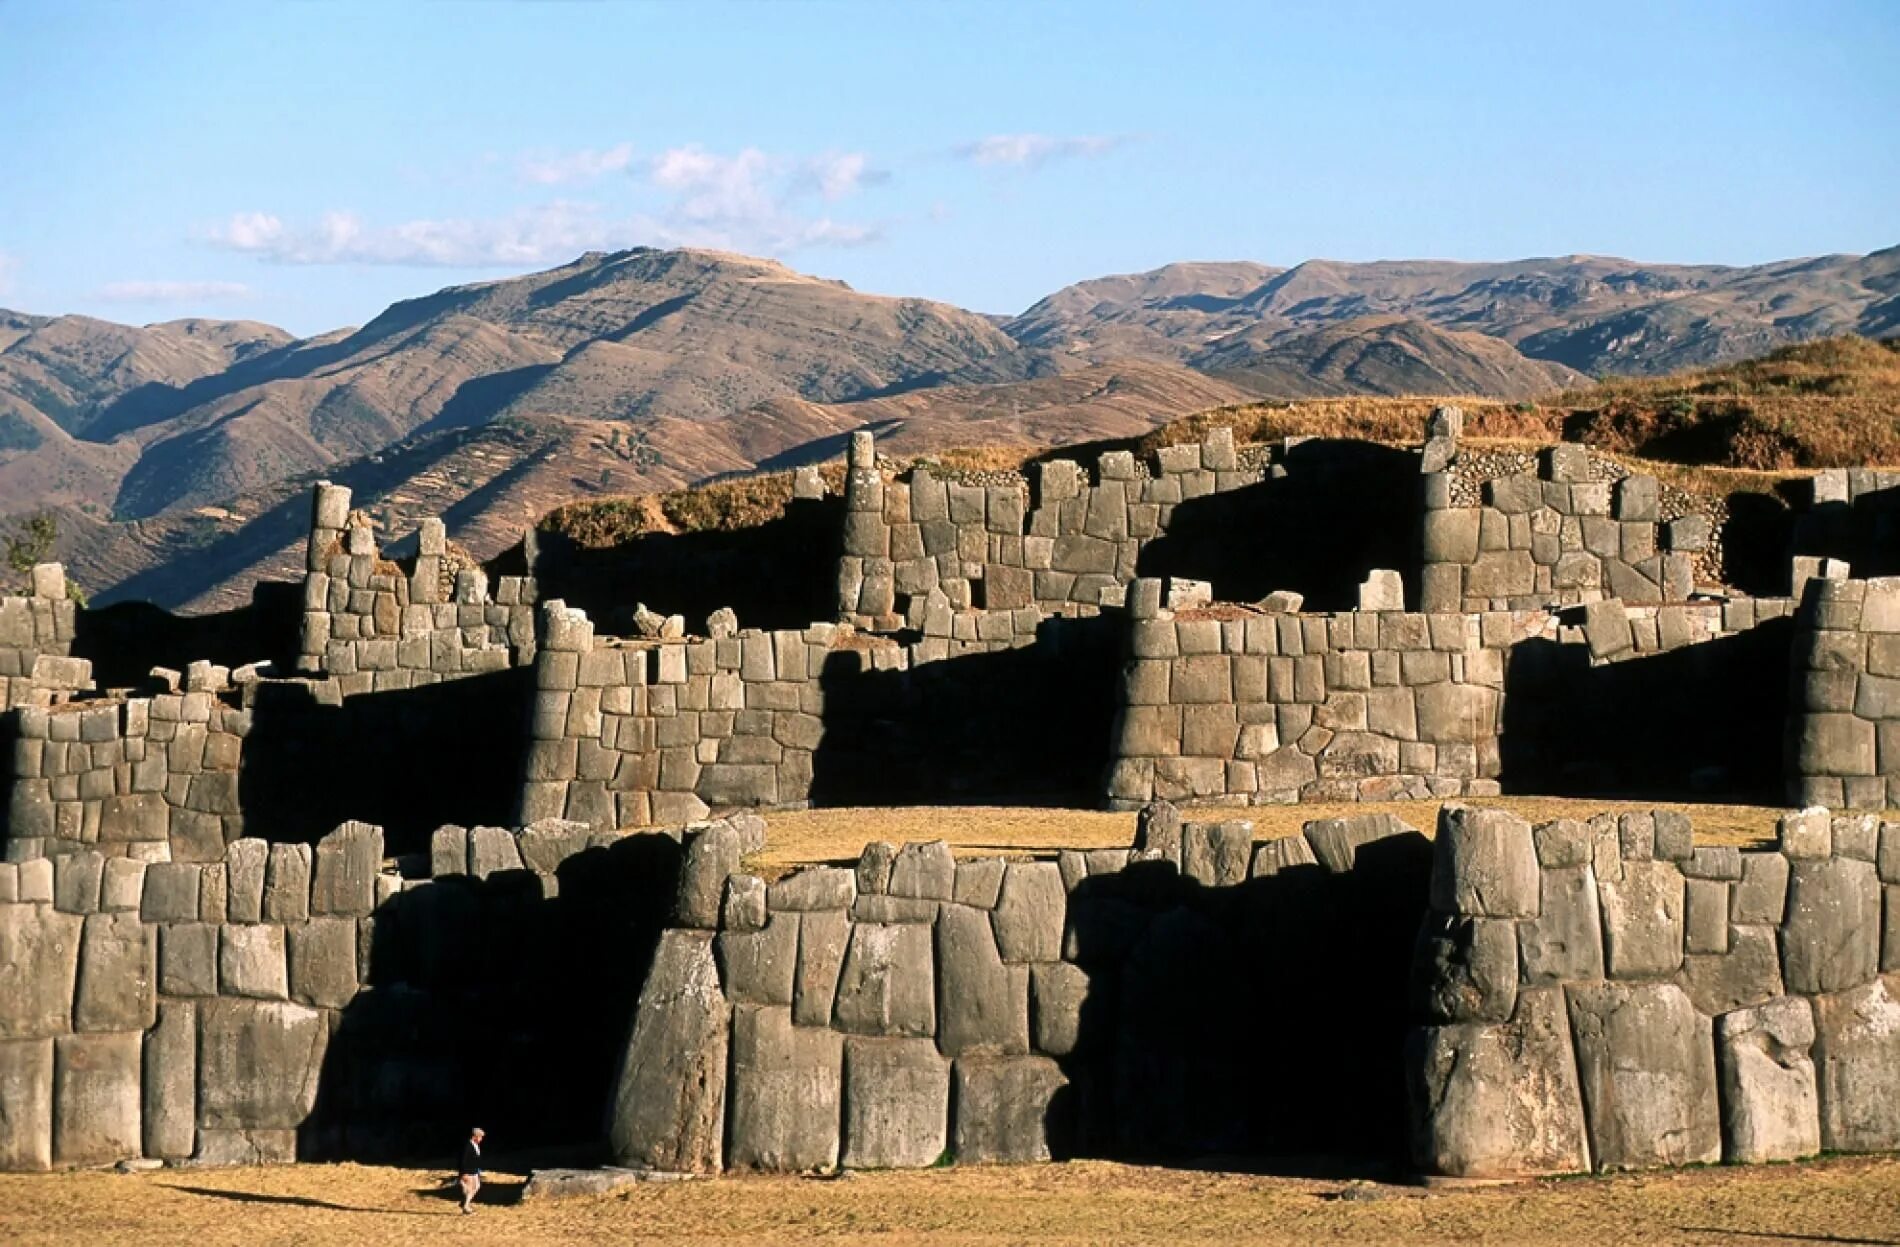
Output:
[[1, 0, 1895, 337]]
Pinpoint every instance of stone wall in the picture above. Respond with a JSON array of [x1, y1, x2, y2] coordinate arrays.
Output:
[[1575, 596, 1797, 665], [295, 482, 535, 691], [1794, 467, 1900, 583], [1420, 412, 1715, 613], [1408, 804, 1900, 1178], [1104, 577, 1523, 809], [1787, 574, 1900, 810], [837, 428, 1265, 633], [0, 812, 712, 1170], [5, 665, 251, 864], [0, 565, 87, 711], [609, 805, 1433, 1173]]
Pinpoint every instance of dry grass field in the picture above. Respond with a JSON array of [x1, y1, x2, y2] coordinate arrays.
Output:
[[3, 1154, 1899, 1246], [749, 796, 1818, 870]]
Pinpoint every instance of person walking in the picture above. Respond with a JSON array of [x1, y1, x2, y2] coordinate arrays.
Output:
[[458, 1127, 485, 1214]]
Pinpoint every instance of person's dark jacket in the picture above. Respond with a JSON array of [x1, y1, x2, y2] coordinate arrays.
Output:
[[459, 1140, 483, 1177]]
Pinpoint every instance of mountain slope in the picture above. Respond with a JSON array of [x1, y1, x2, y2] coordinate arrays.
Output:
[[1193, 317, 1588, 399]]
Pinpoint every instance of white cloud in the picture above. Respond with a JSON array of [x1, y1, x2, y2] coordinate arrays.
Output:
[[954, 132, 1132, 169], [97, 280, 253, 303], [207, 144, 888, 270], [518, 142, 637, 186]]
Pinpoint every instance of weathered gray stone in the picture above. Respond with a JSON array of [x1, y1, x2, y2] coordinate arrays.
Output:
[[1812, 976, 1900, 1153], [1716, 996, 1820, 1164], [676, 824, 743, 929], [1134, 800, 1184, 864], [1566, 982, 1720, 1171], [953, 858, 1007, 909], [1518, 864, 1604, 986], [143, 1000, 197, 1160], [225, 839, 268, 922], [831, 922, 935, 1037], [192, 1127, 296, 1166], [768, 867, 855, 912], [952, 1055, 1066, 1164], [937, 904, 1030, 1056], [842, 1036, 950, 1169], [287, 917, 358, 1009], [219, 924, 288, 1000], [1732, 851, 1790, 924], [1684, 878, 1729, 954], [855, 842, 897, 896], [0, 1038, 53, 1170], [608, 931, 728, 1172], [53, 851, 102, 914], [1597, 860, 1685, 979], [0, 904, 81, 1039], [793, 909, 849, 1028], [139, 863, 200, 924], [1181, 821, 1253, 886], [888, 841, 955, 901], [74, 911, 155, 1034], [1251, 835, 1319, 877], [197, 998, 327, 1131], [428, 826, 467, 877], [310, 821, 382, 916], [1682, 924, 1785, 1016], [1407, 987, 1589, 1178], [53, 1031, 141, 1167], [1415, 913, 1518, 1023], [1430, 805, 1540, 918], [726, 1005, 842, 1172], [1303, 813, 1413, 873], [1030, 961, 1091, 1057], [990, 862, 1066, 963], [520, 1166, 691, 1200], [1781, 857, 1881, 994], [261, 843, 310, 924], [717, 912, 799, 1006], [467, 826, 524, 879], [158, 923, 218, 998], [1779, 807, 1833, 859]]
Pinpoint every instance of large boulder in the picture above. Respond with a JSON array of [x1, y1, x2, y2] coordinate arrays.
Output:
[[1782, 857, 1881, 994], [936, 904, 1029, 1056], [718, 912, 799, 1007], [0, 1037, 53, 1170], [1812, 976, 1900, 1153], [1716, 996, 1820, 1164], [1566, 982, 1719, 1170], [608, 931, 729, 1173], [793, 909, 849, 1028], [952, 1055, 1067, 1164], [675, 825, 743, 929], [1430, 806, 1539, 918], [74, 911, 156, 1033], [0, 904, 82, 1039], [1518, 864, 1603, 985], [726, 1005, 842, 1172], [1414, 914, 1518, 1023], [197, 998, 328, 1131], [1407, 987, 1590, 1178], [1596, 860, 1685, 979], [990, 863, 1065, 963], [310, 822, 382, 917], [53, 1031, 141, 1167], [143, 1000, 197, 1160], [842, 1036, 949, 1169], [831, 922, 935, 1037]]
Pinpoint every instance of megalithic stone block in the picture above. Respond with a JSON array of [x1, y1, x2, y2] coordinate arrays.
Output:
[[73, 911, 156, 1034], [726, 1005, 842, 1172], [53, 1031, 141, 1167], [143, 1000, 197, 1160], [951, 1054, 1067, 1164], [0, 1038, 54, 1170], [841, 1036, 949, 1169], [1566, 981, 1720, 1171], [1812, 976, 1900, 1153], [197, 998, 328, 1131], [608, 930, 729, 1173], [0, 904, 82, 1040], [1716, 996, 1820, 1164]]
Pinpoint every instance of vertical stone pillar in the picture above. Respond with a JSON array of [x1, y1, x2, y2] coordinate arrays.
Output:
[[298, 482, 351, 674]]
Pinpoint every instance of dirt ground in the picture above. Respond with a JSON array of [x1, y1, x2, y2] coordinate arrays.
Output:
[[752, 796, 1811, 868], [3, 1155, 1899, 1246]]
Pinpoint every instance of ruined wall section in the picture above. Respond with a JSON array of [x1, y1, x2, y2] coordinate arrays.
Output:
[[1104, 577, 1525, 809], [516, 602, 872, 830], [1787, 575, 1900, 810], [1410, 805, 1900, 1178], [5, 665, 250, 864], [836, 428, 1264, 640], [295, 482, 535, 692], [1420, 414, 1714, 613], [0, 565, 87, 711], [1575, 596, 1797, 665], [609, 808, 1412, 1174]]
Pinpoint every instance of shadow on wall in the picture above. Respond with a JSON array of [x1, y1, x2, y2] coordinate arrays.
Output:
[[73, 584, 304, 688], [1499, 617, 1794, 804], [1136, 440, 1422, 610], [536, 497, 845, 635], [1794, 482, 1900, 582], [304, 833, 683, 1163], [1048, 832, 1435, 1172], [810, 615, 1121, 809], [240, 669, 535, 854]]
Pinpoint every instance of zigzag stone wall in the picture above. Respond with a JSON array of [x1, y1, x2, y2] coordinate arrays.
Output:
[[0, 565, 86, 711], [1788, 575, 1900, 810], [1408, 805, 1900, 1178], [836, 428, 1265, 634], [295, 481, 536, 690]]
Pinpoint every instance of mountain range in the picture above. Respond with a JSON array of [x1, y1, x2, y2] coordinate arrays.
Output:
[[2, 244, 1894, 611]]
